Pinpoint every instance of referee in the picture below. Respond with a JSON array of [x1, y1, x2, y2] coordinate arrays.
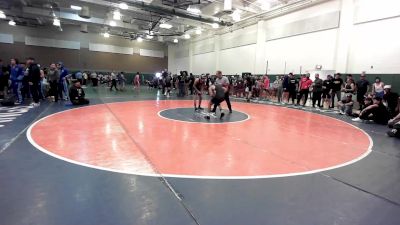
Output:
[[212, 70, 232, 113]]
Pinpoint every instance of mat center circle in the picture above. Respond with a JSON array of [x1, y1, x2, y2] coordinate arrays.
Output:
[[158, 107, 250, 124]]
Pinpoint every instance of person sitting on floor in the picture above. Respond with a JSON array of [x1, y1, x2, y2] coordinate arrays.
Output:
[[352, 96, 390, 125], [387, 112, 400, 138], [69, 80, 89, 106], [337, 94, 354, 116], [383, 85, 399, 118]]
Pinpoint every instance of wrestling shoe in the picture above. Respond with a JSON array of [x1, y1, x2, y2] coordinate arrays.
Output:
[[220, 110, 225, 119]]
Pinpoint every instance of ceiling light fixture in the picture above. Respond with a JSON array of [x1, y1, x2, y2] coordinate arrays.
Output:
[[113, 10, 121, 20], [8, 20, 16, 26], [119, 2, 128, 10], [184, 34, 190, 39], [173, 38, 178, 43], [103, 32, 110, 38], [211, 23, 219, 29], [137, 37, 143, 42], [159, 23, 172, 29], [231, 9, 241, 22], [195, 28, 202, 35], [187, 6, 201, 14], [224, 0, 232, 11], [53, 18, 60, 26], [71, 5, 82, 10], [109, 20, 117, 26], [258, 0, 271, 11], [146, 35, 153, 39], [213, 17, 220, 22], [0, 12, 6, 19]]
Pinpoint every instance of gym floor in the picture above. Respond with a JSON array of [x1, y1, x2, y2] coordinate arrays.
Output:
[[1, 87, 399, 225]]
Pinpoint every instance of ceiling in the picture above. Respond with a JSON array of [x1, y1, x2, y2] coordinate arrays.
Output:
[[0, 0, 301, 43]]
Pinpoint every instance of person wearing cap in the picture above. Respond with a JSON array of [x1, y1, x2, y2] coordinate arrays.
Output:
[[352, 96, 390, 124], [69, 80, 89, 105], [337, 94, 354, 116], [383, 85, 399, 118], [356, 72, 370, 110]]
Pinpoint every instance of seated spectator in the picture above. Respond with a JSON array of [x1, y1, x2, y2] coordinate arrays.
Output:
[[387, 112, 400, 138], [383, 85, 399, 118], [69, 80, 89, 105], [352, 96, 390, 125], [337, 94, 354, 116]]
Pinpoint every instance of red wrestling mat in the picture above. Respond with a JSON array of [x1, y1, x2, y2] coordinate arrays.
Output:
[[27, 100, 372, 179]]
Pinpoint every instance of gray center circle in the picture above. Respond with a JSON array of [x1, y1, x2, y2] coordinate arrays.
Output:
[[158, 108, 250, 124]]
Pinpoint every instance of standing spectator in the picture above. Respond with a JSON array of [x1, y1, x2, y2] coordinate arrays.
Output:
[[133, 72, 140, 89], [383, 85, 399, 118], [82, 71, 88, 86], [352, 96, 390, 125], [297, 74, 312, 106], [263, 75, 270, 100], [75, 70, 83, 84], [342, 77, 356, 97], [356, 72, 370, 110], [321, 75, 333, 108], [286, 73, 298, 104], [90, 71, 98, 86], [57, 62, 69, 100], [47, 63, 60, 102], [117, 72, 126, 90], [273, 76, 284, 103], [0, 59, 8, 99], [372, 77, 385, 98], [331, 73, 344, 108], [312, 73, 323, 108], [26, 57, 41, 106], [10, 58, 24, 103], [189, 73, 195, 95], [337, 94, 354, 116]]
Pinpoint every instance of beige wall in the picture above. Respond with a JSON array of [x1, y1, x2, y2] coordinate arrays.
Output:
[[0, 22, 168, 73]]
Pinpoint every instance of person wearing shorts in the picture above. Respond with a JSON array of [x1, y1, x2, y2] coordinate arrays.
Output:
[[322, 75, 333, 108], [193, 75, 205, 111], [206, 84, 227, 119]]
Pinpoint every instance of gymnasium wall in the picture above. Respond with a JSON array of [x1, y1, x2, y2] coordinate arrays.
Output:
[[168, 0, 400, 81], [0, 23, 168, 73]]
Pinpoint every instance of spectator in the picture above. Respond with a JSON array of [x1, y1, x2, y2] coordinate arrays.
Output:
[[75, 71, 83, 84], [352, 96, 390, 125], [337, 94, 354, 116], [117, 72, 126, 90], [331, 73, 344, 108], [383, 85, 399, 118], [321, 75, 333, 108], [57, 62, 69, 100], [90, 71, 98, 86], [10, 58, 24, 103], [372, 77, 385, 98], [297, 74, 312, 106], [356, 72, 370, 110], [387, 112, 400, 138], [312, 73, 323, 108], [286, 73, 298, 104], [26, 57, 41, 106], [47, 63, 60, 102], [69, 80, 89, 105], [0, 59, 9, 99], [273, 76, 284, 103]]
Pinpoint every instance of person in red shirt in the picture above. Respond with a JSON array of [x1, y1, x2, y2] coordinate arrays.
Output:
[[297, 73, 313, 106], [262, 75, 270, 100]]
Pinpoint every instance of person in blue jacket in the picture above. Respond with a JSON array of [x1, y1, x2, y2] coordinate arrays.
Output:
[[57, 62, 69, 100], [10, 58, 24, 103]]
